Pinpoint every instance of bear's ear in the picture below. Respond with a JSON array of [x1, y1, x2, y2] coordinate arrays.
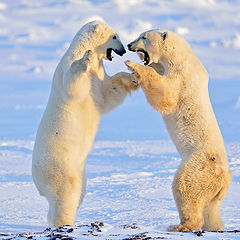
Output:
[[161, 32, 168, 41]]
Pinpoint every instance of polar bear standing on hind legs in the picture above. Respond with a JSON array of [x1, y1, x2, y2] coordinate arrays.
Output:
[[125, 29, 232, 232], [32, 20, 138, 227]]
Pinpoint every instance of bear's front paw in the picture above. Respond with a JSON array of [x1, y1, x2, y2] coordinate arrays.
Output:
[[125, 60, 142, 80], [82, 50, 93, 71], [81, 50, 92, 62], [70, 50, 94, 73], [83, 50, 93, 64]]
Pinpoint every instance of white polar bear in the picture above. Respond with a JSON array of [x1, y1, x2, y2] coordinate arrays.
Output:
[[32, 20, 138, 227], [125, 30, 232, 232]]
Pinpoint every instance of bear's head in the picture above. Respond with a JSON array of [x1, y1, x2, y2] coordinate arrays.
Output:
[[127, 30, 191, 66], [70, 20, 126, 62]]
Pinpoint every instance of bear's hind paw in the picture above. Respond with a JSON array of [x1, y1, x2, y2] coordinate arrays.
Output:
[[168, 224, 193, 232]]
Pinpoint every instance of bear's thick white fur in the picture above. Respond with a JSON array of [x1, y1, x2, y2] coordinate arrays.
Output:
[[32, 20, 138, 227], [126, 30, 232, 232]]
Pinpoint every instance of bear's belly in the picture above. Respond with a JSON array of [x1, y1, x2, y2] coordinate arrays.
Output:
[[32, 96, 100, 186]]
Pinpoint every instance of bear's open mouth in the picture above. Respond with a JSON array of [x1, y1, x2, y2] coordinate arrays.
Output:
[[129, 48, 150, 65], [138, 49, 150, 65], [106, 48, 126, 61], [106, 48, 114, 61]]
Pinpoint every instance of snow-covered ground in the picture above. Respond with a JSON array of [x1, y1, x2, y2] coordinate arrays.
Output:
[[0, 0, 240, 239], [0, 140, 240, 239]]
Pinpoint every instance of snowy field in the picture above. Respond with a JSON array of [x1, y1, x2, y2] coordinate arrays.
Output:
[[0, 0, 240, 239]]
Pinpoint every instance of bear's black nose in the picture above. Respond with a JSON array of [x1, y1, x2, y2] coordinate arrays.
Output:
[[127, 43, 132, 50], [119, 48, 126, 56]]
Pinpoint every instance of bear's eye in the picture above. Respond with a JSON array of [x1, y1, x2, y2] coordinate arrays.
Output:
[[113, 36, 117, 39]]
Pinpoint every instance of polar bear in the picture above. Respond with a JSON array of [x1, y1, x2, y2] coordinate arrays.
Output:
[[32, 20, 138, 227], [125, 30, 232, 232]]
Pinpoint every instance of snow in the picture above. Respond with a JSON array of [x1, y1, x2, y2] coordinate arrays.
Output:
[[0, 0, 240, 239], [0, 140, 240, 239]]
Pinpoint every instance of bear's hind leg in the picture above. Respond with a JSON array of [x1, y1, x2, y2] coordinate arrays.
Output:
[[47, 191, 80, 227], [46, 173, 86, 227], [168, 197, 204, 232], [202, 183, 230, 231], [202, 198, 223, 231], [168, 174, 205, 232], [202, 168, 231, 231]]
